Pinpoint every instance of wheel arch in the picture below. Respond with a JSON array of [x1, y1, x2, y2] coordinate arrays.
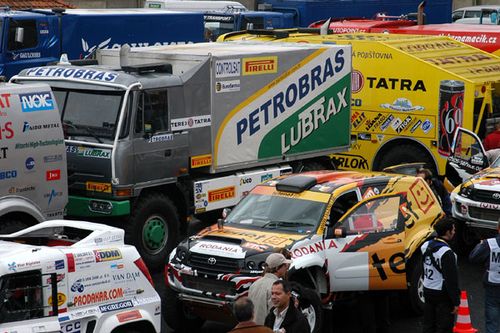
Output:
[[372, 138, 437, 173], [289, 265, 329, 296], [108, 319, 157, 333], [0, 197, 44, 227]]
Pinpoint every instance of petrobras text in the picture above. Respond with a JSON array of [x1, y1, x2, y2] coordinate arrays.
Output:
[[23, 67, 118, 82]]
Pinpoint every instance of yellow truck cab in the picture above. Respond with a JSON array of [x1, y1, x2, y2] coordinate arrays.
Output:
[[219, 31, 500, 182]]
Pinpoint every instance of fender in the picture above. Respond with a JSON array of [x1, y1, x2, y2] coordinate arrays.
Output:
[[97, 308, 159, 333], [290, 252, 326, 271], [0, 196, 45, 222]]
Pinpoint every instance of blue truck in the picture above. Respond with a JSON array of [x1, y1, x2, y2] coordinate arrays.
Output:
[[0, 8, 204, 78], [257, 0, 452, 25]]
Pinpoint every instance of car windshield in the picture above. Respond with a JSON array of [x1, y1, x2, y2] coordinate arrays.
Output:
[[54, 88, 124, 142], [225, 191, 327, 233]]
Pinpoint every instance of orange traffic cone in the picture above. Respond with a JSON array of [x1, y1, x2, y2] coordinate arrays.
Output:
[[453, 290, 477, 333]]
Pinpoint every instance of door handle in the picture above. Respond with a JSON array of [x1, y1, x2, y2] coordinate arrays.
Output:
[[164, 149, 171, 157], [382, 236, 402, 244]]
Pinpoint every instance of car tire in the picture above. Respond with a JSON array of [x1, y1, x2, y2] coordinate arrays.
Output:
[[377, 144, 434, 173], [163, 286, 205, 332], [407, 257, 425, 315], [126, 193, 179, 271], [291, 282, 323, 333], [0, 219, 29, 234]]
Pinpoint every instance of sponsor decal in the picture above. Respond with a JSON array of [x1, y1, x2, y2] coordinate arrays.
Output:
[[148, 133, 173, 143], [86, 181, 111, 193], [242, 242, 269, 252], [398, 41, 459, 53], [0, 93, 12, 112], [292, 239, 339, 258], [215, 80, 241, 93], [73, 288, 124, 307], [46, 169, 61, 181], [171, 115, 211, 131], [8, 185, 35, 194], [380, 114, 394, 131], [55, 259, 65, 270], [0, 146, 7, 159], [0, 121, 14, 139], [427, 53, 491, 66], [19, 92, 54, 112], [395, 116, 413, 134], [191, 154, 212, 168], [8, 262, 16, 272], [71, 279, 85, 293], [46, 273, 65, 284], [422, 119, 433, 134], [353, 50, 393, 60], [240, 177, 252, 186], [261, 173, 273, 182], [112, 271, 141, 283], [351, 111, 366, 129], [44, 189, 63, 206], [24, 66, 119, 82], [15, 139, 64, 149], [409, 178, 435, 213], [110, 263, 124, 269], [61, 321, 81, 333], [351, 70, 364, 94], [208, 186, 236, 202], [242, 56, 277, 75], [99, 300, 133, 313], [12, 52, 41, 60], [66, 146, 111, 159], [48, 293, 67, 306], [391, 118, 402, 131], [0, 169, 17, 180], [215, 59, 241, 78], [367, 77, 426, 91], [364, 113, 386, 132], [380, 98, 424, 112], [22, 121, 60, 132], [117, 310, 142, 323], [410, 120, 423, 133], [376, 134, 384, 142], [94, 249, 122, 262], [44, 154, 63, 163], [25, 157, 35, 170], [357, 133, 371, 141], [332, 153, 369, 170], [191, 241, 245, 258]]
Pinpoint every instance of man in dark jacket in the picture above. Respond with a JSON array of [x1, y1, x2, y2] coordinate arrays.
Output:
[[421, 217, 460, 333], [264, 280, 310, 333], [469, 221, 500, 333], [229, 297, 273, 333]]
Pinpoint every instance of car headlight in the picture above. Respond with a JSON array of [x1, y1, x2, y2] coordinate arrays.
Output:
[[174, 246, 188, 263], [459, 185, 473, 198]]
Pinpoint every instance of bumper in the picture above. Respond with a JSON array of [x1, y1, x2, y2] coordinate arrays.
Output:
[[66, 195, 130, 217], [451, 194, 500, 230]]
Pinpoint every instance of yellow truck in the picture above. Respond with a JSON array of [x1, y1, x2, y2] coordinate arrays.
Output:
[[219, 31, 500, 180]]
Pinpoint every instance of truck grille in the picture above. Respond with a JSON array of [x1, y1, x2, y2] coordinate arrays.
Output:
[[471, 189, 500, 204], [182, 275, 236, 295], [187, 253, 240, 274], [469, 207, 500, 222]]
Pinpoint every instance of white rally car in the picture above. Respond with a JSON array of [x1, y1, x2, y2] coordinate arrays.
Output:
[[0, 220, 161, 333]]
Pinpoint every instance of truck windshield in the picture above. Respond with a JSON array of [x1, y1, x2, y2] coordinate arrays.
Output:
[[225, 192, 326, 233], [53, 88, 124, 142]]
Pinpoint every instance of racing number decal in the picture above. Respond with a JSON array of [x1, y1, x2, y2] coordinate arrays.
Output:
[[409, 178, 435, 214]]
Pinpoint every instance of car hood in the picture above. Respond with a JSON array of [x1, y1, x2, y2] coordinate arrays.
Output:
[[186, 224, 311, 258], [466, 167, 500, 189]]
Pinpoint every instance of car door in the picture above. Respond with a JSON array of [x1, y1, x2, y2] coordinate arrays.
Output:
[[325, 193, 407, 292], [446, 127, 489, 187]]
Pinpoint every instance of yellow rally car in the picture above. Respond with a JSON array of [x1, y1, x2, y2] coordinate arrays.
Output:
[[164, 171, 444, 332]]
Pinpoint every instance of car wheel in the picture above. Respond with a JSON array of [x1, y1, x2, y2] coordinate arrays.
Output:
[[408, 258, 425, 315], [0, 219, 29, 234]]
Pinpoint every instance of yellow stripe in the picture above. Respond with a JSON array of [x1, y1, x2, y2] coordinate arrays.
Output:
[[253, 185, 331, 202], [213, 47, 328, 167]]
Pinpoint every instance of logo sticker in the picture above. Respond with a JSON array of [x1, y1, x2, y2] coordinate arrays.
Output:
[[86, 181, 111, 193], [94, 249, 122, 262], [208, 186, 236, 202], [215, 59, 241, 78], [19, 92, 54, 112], [242, 56, 277, 75], [191, 154, 212, 168], [46, 169, 61, 181]]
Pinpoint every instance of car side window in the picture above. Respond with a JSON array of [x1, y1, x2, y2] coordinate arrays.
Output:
[[329, 191, 359, 223], [452, 10, 464, 21], [341, 195, 403, 234], [0, 271, 45, 323], [464, 10, 481, 18]]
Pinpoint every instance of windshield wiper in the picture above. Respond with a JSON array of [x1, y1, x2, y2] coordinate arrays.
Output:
[[262, 220, 313, 229], [63, 121, 104, 143]]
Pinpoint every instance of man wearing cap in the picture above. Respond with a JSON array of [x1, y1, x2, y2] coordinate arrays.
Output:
[[248, 252, 291, 325]]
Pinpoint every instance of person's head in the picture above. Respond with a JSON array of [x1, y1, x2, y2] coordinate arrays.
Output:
[[494, 122, 500, 131], [434, 216, 456, 241], [271, 280, 291, 311], [233, 297, 254, 323], [265, 253, 291, 278], [416, 168, 433, 185]]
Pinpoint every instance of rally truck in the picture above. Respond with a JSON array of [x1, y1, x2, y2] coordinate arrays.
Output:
[[0, 83, 67, 233], [12, 42, 352, 269], [165, 170, 444, 331], [0, 220, 160, 333], [219, 31, 500, 182]]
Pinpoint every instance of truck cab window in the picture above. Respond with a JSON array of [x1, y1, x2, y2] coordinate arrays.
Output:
[[135, 89, 169, 134], [0, 271, 45, 323], [7, 19, 37, 51]]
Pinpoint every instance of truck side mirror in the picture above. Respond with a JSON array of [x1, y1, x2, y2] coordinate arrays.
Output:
[[222, 208, 231, 219], [143, 123, 153, 139], [14, 27, 24, 44]]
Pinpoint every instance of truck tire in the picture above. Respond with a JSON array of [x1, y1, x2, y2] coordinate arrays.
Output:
[[163, 286, 205, 332], [291, 282, 323, 333], [126, 193, 179, 271], [0, 219, 29, 234], [407, 257, 425, 315], [377, 144, 434, 173]]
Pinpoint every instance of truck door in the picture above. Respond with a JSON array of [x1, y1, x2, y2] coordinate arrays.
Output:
[[132, 89, 188, 184], [3, 17, 53, 78], [446, 127, 489, 187], [0, 270, 60, 331], [326, 194, 406, 291]]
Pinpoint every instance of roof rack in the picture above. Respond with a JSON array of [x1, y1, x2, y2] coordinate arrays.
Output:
[[276, 175, 317, 193], [122, 63, 172, 74]]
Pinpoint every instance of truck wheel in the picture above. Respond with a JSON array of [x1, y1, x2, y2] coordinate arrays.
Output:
[[0, 219, 29, 234], [126, 193, 179, 271], [163, 286, 205, 332], [407, 258, 425, 315], [377, 144, 433, 172], [291, 283, 323, 333]]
